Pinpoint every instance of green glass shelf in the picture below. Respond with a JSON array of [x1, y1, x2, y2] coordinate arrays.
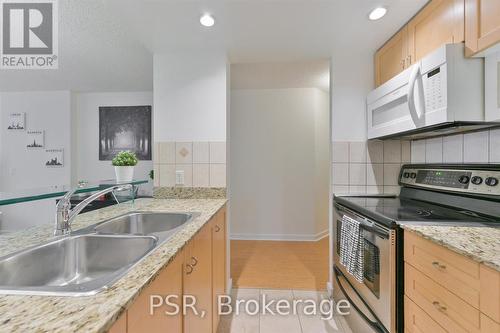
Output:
[[0, 179, 149, 206]]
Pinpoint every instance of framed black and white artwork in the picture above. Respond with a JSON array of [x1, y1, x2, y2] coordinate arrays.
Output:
[[45, 149, 64, 167], [7, 112, 25, 130], [26, 130, 44, 149], [99, 105, 152, 160]]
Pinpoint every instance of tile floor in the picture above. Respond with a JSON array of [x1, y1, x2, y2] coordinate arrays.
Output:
[[217, 289, 352, 333]]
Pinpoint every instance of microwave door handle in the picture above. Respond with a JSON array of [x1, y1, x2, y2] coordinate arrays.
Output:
[[415, 68, 426, 120], [408, 63, 423, 125]]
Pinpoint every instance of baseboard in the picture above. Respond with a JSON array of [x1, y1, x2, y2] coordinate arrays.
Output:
[[230, 229, 329, 242]]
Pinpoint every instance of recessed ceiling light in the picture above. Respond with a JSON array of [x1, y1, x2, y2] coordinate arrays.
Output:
[[200, 14, 215, 27], [369, 7, 387, 21]]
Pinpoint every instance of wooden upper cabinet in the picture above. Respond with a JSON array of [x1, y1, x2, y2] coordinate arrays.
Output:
[[127, 252, 184, 333], [184, 223, 213, 333], [375, 0, 465, 87], [375, 26, 408, 87], [465, 0, 500, 55], [212, 207, 227, 333], [407, 0, 464, 64]]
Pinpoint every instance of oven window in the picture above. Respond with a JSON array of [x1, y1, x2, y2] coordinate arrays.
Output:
[[363, 239, 380, 298]]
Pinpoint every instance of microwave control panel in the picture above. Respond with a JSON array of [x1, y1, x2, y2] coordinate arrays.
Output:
[[400, 167, 500, 196], [423, 65, 446, 112]]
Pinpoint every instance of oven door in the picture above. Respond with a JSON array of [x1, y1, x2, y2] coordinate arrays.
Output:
[[333, 203, 396, 332]]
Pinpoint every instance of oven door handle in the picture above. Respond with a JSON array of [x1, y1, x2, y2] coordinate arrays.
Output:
[[334, 266, 389, 333], [359, 221, 389, 239]]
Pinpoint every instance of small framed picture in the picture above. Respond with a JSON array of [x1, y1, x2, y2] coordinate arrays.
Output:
[[26, 130, 44, 149], [45, 149, 64, 167], [7, 112, 25, 130]]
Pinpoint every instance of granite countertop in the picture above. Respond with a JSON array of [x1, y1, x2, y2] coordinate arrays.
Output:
[[401, 224, 500, 271], [0, 198, 227, 333]]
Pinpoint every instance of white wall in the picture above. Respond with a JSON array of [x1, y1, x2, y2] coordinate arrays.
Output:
[[74, 92, 154, 193], [0, 91, 72, 231], [230, 87, 330, 240], [153, 51, 228, 142], [330, 51, 373, 142]]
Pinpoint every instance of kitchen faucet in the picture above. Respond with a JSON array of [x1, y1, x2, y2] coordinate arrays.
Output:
[[54, 183, 134, 236]]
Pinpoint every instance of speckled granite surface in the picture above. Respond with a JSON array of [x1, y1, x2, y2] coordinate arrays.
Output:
[[0, 198, 227, 333], [153, 187, 226, 199], [402, 225, 500, 271]]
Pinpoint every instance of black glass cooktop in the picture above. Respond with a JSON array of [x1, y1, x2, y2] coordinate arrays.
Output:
[[335, 195, 498, 227]]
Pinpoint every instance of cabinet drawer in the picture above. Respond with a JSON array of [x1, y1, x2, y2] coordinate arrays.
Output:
[[406, 263, 481, 333], [405, 296, 447, 333], [404, 231, 480, 308]]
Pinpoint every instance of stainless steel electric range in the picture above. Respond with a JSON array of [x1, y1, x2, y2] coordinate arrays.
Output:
[[332, 164, 500, 333]]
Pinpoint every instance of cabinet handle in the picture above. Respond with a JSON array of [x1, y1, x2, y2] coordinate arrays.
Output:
[[191, 256, 198, 266], [186, 264, 194, 275], [432, 261, 446, 270], [432, 301, 447, 312], [215, 225, 221, 232], [401, 59, 405, 69], [408, 55, 412, 66]]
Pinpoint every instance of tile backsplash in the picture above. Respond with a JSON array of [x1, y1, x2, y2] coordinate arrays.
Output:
[[332, 140, 411, 195], [153, 142, 226, 188], [411, 129, 500, 164]]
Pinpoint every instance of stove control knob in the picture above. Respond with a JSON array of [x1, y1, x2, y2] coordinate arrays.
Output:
[[458, 175, 470, 184], [471, 176, 483, 185], [410, 173, 417, 179], [485, 177, 499, 187], [403, 172, 410, 179]]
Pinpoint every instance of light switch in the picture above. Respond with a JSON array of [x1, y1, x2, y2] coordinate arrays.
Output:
[[175, 170, 185, 185]]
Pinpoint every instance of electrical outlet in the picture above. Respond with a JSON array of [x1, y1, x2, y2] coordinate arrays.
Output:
[[175, 170, 185, 185]]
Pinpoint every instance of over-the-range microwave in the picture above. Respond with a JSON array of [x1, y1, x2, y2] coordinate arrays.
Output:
[[367, 43, 500, 140]]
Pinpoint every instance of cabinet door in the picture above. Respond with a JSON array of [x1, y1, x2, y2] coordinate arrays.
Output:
[[408, 0, 464, 63], [212, 208, 227, 333], [127, 253, 183, 333], [375, 26, 408, 86], [465, 0, 500, 55], [109, 313, 127, 333], [184, 224, 213, 333]]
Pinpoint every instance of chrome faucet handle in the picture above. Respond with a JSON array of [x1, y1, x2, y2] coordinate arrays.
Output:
[[54, 183, 134, 236]]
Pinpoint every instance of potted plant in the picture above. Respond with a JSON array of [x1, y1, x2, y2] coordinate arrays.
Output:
[[112, 151, 138, 183]]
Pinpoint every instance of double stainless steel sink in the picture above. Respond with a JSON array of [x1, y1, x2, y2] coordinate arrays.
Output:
[[0, 211, 194, 296]]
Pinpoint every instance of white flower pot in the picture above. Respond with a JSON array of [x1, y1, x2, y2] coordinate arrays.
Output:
[[114, 166, 135, 183]]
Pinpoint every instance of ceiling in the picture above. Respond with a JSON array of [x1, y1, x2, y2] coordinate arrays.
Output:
[[0, 0, 428, 92]]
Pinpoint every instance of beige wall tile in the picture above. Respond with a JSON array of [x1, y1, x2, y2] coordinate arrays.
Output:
[[153, 142, 159, 163], [383, 164, 400, 186], [209, 142, 226, 164], [443, 135, 463, 163], [490, 129, 500, 162], [158, 142, 175, 164], [425, 137, 443, 163], [383, 140, 401, 163], [159, 164, 175, 186], [332, 163, 349, 185], [332, 185, 349, 195], [332, 142, 349, 163], [384, 186, 401, 195], [175, 142, 193, 164], [411, 140, 426, 163], [349, 142, 367, 163], [366, 185, 383, 194], [367, 140, 384, 164], [367, 164, 383, 186], [401, 141, 411, 163], [349, 185, 366, 193], [175, 164, 193, 187], [210, 164, 226, 187], [193, 164, 210, 187], [349, 163, 366, 185], [464, 131, 489, 163], [193, 142, 209, 163]]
